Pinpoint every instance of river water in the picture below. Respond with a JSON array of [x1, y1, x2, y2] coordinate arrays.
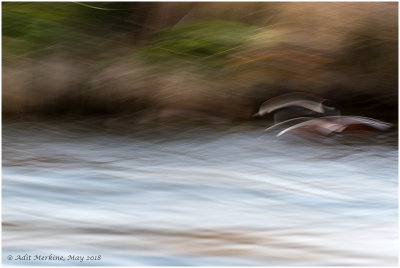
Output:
[[2, 119, 398, 266]]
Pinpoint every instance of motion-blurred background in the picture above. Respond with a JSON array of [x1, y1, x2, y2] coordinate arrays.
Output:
[[3, 2, 398, 123], [2, 2, 398, 266]]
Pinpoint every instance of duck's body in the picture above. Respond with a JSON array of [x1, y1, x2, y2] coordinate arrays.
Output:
[[276, 116, 392, 137]]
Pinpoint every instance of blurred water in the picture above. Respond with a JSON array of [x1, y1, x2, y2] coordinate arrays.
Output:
[[2, 120, 398, 266]]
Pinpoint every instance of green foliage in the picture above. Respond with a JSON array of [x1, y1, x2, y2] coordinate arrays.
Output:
[[3, 2, 258, 70], [2, 2, 137, 58], [143, 20, 258, 68]]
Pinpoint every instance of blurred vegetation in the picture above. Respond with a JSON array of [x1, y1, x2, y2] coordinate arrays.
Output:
[[143, 20, 258, 69], [3, 2, 147, 60], [2, 2, 398, 123]]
